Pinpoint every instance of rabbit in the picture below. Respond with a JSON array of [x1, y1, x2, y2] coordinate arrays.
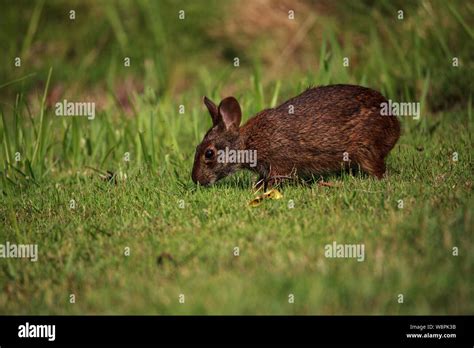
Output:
[[192, 84, 400, 187]]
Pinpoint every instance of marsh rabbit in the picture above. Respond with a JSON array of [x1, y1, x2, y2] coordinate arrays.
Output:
[[192, 84, 400, 187]]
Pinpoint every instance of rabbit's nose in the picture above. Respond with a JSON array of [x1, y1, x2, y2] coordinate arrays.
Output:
[[191, 168, 204, 185], [192, 173, 211, 186]]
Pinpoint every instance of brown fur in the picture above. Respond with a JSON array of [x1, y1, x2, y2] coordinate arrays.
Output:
[[192, 84, 400, 186]]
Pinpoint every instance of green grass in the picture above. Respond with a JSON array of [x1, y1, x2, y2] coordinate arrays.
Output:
[[0, 0, 473, 314]]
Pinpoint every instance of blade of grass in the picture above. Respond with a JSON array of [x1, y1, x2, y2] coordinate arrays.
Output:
[[31, 67, 53, 168], [1, 109, 12, 165], [270, 80, 281, 108], [138, 130, 151, 168], [20, 0, 44, 58], [0, 73, 37, 90], [447, 2, 474, 40]]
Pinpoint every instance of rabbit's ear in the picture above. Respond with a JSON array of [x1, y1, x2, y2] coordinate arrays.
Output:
[[218, 96, 241, 130], [203, 96, 219, 125]]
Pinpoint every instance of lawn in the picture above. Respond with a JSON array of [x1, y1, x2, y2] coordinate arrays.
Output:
[[0, 0, 473, 314]]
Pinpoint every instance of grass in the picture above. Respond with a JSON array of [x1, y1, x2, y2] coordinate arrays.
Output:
[[0, 0, 473, 314]]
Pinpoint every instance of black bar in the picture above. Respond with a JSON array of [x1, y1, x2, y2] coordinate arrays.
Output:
[[0, 315, 472, 346]]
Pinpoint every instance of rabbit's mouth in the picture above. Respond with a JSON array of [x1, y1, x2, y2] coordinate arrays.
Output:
[[197, 180, 215, 187], [202, 177, 216, 186], [191, 172, 216, 186]]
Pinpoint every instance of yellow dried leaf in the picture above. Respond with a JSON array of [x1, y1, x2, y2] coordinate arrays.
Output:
[[264, 189, 283, 200], [248, 188, 283, 207], [248, 196, 264, 207]]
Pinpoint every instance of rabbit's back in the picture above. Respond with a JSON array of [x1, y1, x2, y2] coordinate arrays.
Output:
[[242, 84, 400, 179]]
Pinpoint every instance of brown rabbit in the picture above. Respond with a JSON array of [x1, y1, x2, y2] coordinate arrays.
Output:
[[192, 84, 400, 187]]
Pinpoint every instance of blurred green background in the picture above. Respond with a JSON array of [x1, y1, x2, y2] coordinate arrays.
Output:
[[1, 0, 472, 110]]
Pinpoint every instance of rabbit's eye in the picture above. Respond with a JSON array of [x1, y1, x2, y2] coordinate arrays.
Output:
[[204, 149, 214, 159]]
